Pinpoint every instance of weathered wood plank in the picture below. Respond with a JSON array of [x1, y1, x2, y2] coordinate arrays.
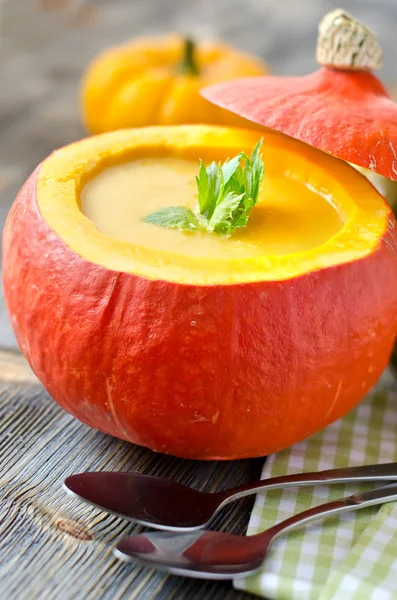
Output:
[[0, 349, 38, 384], [0, 350, 262, 600]]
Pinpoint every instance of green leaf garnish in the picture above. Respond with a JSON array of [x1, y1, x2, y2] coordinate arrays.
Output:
[[143, 139, 264, 236], [209, 192, 244, 235], [144, 206, 203, 231]]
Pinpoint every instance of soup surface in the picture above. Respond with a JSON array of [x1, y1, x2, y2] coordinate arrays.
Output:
[[81, 157, 343, 259]]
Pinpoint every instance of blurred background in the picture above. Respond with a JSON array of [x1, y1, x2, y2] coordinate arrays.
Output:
[[1, 0, 396, 348]]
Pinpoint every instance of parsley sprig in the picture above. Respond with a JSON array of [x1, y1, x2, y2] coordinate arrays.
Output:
[[143, 140, 264, 236]]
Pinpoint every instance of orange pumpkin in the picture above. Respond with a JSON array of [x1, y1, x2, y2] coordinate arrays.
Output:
[[3, 125, 397, 459], [81, 36, 269, 134]]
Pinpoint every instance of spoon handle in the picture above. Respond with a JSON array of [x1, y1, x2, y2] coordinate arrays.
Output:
[[220, 462, 397, 503], [265, 482, 397, 543]]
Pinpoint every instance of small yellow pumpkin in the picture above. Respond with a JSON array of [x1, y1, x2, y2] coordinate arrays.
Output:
[[81, 36, 269, 133]]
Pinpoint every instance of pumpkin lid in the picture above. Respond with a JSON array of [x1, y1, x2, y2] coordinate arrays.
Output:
[[202, 9, 397, 181]]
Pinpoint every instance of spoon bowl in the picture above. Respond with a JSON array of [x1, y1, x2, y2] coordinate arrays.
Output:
[[114, 529, 268, 579], [64, 472, 220, 530]]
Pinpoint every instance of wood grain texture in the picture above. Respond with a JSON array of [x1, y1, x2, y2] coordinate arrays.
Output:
[[0, 349, 39, 384], [0, 350, 262, 600]]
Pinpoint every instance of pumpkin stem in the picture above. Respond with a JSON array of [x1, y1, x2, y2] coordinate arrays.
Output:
[[179, 38, 199, 76], [316, 9, 383, 71]]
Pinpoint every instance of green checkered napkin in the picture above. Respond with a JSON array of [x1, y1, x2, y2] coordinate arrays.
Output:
[[234, 370, 397, 599]]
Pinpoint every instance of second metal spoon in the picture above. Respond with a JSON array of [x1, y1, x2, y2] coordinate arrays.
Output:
[[114, 483, 397, 580], [64, 462, 397, 531]]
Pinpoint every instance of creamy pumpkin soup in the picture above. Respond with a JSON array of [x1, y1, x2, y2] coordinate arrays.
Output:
[[81, 157, 343, 259]]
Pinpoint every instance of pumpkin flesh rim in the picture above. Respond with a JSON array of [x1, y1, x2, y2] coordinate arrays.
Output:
[[37, 124, 390, 285]]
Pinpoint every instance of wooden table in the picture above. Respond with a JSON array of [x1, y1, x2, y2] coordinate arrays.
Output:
[[1, 2, 396, 598]]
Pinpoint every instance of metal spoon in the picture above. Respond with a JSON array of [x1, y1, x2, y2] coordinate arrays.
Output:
[[64, 462, 397, 531], [114, 482, 397, 580]]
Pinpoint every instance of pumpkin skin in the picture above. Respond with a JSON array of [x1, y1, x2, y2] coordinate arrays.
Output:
[[82, 36, 268, 134], [3, 126, 397, 460], [202, 68, 397, 181]]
